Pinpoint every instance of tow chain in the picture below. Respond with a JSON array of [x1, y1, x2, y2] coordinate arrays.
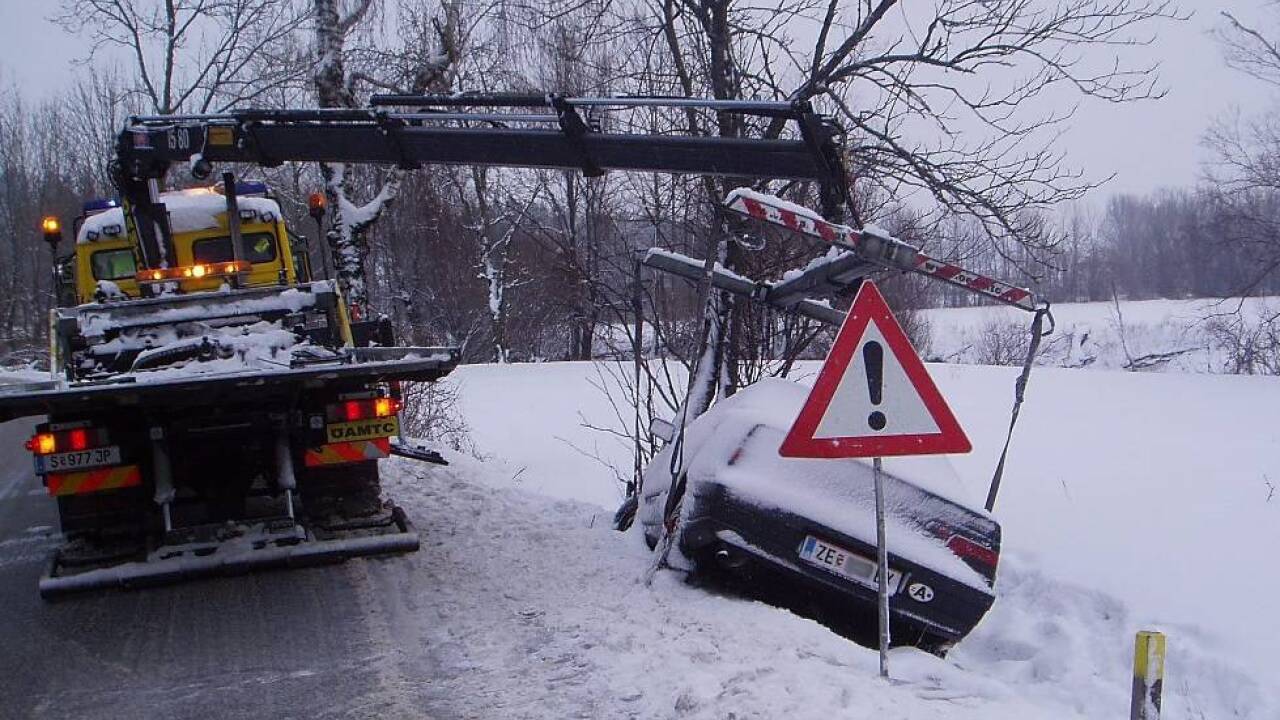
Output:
[[985, 303, 1054, 512]]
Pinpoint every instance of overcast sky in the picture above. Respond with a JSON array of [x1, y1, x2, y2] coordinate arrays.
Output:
[[0, 2, 1275, 201]]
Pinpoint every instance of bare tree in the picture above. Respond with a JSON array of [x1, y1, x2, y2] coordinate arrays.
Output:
[[611, 0, 1182, 425], [1205, 4, 1280, 295], [312, 0, 463, 312], [55, 0, 310, 115]]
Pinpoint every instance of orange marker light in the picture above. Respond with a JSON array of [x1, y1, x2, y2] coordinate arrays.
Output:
[[192, 264, 207, 278], [41, 216, 61, 234], [224, 264, 237, 274], [28, 433, 56, 455], [307, 192, 326, 217], [375, 397, 397, 417]]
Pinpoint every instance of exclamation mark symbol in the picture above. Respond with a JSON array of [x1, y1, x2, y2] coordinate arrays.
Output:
[[864, 341, 886, 431]]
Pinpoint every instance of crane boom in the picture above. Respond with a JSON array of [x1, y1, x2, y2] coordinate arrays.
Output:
[[114, 94, 849, 269]]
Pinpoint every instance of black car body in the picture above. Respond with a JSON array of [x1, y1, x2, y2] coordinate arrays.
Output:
[[640, 380, 1000, 650]]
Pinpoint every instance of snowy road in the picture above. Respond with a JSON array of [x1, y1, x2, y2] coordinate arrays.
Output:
[[0, 417, 439, 719]]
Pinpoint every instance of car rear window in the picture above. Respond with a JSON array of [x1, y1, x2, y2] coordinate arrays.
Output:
[[90, 249, 137, 280], [192, 232, 278, 264]]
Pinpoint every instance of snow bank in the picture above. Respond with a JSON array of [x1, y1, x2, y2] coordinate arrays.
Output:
[[451, 360, 1280, 693], [374, 453, 1275, 718]]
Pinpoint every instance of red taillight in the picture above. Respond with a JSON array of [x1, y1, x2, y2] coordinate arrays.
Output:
[[946, 535, 998, 569], [344, 401, 363, 421], [68, 429, 88, 451]]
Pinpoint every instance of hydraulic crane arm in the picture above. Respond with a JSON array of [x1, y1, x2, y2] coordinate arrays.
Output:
[[113, 94, 849, 269]]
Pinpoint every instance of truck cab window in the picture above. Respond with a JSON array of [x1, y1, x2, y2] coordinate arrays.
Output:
[[90, 249, 138, 280], [192, 232, 278, 265]]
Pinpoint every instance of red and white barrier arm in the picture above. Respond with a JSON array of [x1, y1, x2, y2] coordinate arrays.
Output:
[[723, 188, 1038, 312]]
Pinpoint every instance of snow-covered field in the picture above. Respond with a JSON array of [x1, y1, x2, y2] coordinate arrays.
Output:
[[922, 295, 1279, 373], [441, 360, 1279, 717]]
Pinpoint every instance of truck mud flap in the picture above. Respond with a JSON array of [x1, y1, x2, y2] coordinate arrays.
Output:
[[389, 438, 449, 465], [38, 507, 419, 600]]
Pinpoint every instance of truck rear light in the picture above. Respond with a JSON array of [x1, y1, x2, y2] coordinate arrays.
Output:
[[345, 401, 363, 421], [328, 397, 399, 423], [27, 433, 57, 455], [374, 397, 399, 417], [26, 428, 109, 455]]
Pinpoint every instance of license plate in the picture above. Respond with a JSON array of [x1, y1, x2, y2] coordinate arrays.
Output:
[[798, 535, 902, 594], [325, 417, 400, 443], [37, 446, 122, 473]]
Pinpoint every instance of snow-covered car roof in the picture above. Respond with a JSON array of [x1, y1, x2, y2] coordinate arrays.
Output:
[[77, 187, 282, 244]]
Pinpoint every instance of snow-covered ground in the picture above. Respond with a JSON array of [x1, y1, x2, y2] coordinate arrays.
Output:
[[3, 347, 1274, 717], [922, 295, 1279, 373], [443, 360, 1278, 717], [382, 453, 1269, 719]]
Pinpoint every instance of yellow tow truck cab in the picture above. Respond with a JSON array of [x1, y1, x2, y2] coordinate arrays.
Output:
[[72, 185, 311, 304]]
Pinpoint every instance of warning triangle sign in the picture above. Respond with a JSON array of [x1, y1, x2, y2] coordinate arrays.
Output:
[[779, 281, 971, 458]]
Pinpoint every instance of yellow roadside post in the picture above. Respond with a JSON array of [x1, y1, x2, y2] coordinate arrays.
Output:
[[1131, 630, 1166, 720]]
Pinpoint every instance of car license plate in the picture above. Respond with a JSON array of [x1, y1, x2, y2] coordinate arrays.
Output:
[[37, 446, 122, 473], [798, 535, 902, 593]]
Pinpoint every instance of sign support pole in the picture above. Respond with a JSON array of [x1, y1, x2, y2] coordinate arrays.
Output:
[[874, 455, 890, 679]]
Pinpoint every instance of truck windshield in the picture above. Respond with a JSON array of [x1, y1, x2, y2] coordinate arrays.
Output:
[[90, 249, 137, 280], [192, 232, 278, 265]]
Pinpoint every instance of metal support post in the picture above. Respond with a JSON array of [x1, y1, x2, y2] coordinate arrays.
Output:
[[874, 455, 890, 678], [150, 428, 175, 533], [275, 427, 298, 521]]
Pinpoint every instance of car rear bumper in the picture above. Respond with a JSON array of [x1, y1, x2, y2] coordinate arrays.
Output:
[[678, 482, 996, 643]]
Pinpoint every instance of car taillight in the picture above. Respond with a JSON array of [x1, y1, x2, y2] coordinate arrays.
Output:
[[946, 535, 999, 569]]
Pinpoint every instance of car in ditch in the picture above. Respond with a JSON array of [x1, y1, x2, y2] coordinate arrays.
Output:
[[638, 378, 1000, 653]]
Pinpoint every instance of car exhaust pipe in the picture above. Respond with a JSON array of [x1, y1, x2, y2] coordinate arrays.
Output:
[[714, 545, 750, 570]]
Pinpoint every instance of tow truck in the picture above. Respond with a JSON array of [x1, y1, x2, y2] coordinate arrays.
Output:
[[0, 95, 855, 598]]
